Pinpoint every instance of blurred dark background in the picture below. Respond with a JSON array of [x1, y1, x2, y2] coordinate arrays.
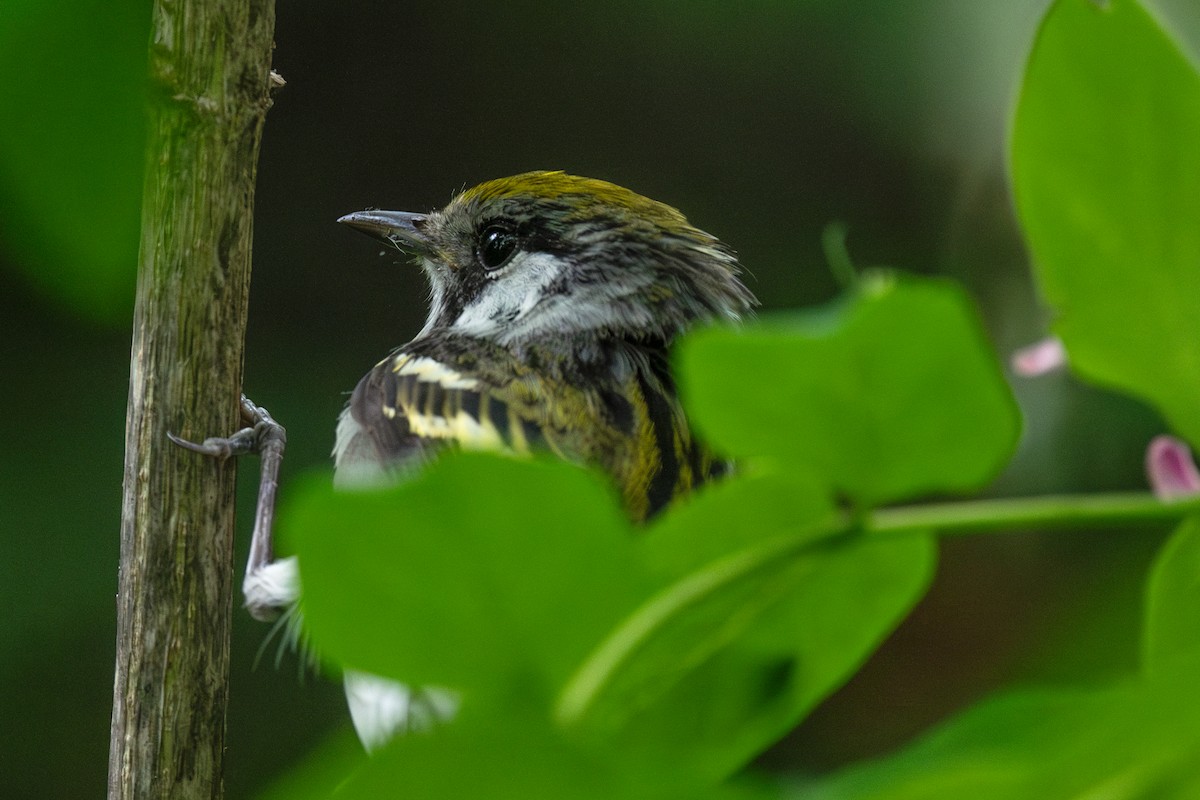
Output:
[[3, 1, 1199, 796]]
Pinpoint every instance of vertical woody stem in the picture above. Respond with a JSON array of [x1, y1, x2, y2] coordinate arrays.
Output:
[[108, 1, 276, 797]]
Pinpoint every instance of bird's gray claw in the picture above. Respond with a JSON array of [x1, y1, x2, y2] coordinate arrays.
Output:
[[167, 428, 257, 459], [167, 395, 285, 459]]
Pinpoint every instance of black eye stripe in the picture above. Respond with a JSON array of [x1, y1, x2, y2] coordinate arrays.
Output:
[[478, 223, 519, 271]]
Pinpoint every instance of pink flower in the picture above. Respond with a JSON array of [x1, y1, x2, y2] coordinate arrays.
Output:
[[1146, 435, 1200, 500], [1011, 337, 1067, 377]]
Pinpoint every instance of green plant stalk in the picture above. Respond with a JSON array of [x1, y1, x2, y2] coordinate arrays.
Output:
[[868, 492, 1200, 537]]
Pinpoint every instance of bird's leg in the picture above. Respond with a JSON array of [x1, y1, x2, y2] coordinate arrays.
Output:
[[169, 395, 297, 621]]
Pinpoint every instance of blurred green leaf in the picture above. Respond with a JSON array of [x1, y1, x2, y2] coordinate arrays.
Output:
[[1011, 0, 1200, 445], [332, 707, 779, 800], [284, 454, 648, 699], [800, 674, 1200, 800], [1143, 516, 1200, 673], [563, 481, 934, 781], [638, 472, 835, 580], [287, 459, 933, 785], [0, 0, 147, 324], [676, 274, 1020, 507]]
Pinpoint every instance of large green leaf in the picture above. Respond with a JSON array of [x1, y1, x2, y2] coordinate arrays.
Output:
[[560, 498, 934, 782], [254, 705, 781, 800], [286, 458, 932, 782], [285, 454, 649, 697], [1143, 516, 1200, 673], [677, 275, 1020, 507], [1011, 0, 1200, 445], [311, 707, 779, 800]]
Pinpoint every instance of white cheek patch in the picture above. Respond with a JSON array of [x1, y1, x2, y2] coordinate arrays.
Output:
[[501, 292, 657, 344], [452, 251, 565, 338]]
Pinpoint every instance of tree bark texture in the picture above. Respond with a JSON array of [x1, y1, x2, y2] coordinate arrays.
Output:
[[109, 1, 276, 798]]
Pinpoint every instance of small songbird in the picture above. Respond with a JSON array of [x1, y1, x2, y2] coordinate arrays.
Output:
[[237, 170, 757, 749]]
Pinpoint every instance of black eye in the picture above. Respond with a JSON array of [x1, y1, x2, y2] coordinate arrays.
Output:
[[478, 224, 519, 271]]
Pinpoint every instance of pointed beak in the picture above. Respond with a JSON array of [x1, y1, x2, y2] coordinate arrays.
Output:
[[337, 209, 431, 254]]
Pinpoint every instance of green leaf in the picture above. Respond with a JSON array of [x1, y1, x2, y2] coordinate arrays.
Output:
[[284, 454, 649, 699], [677, 274, 1020, 507], [1144, 516, 1200, 673], [637, 472, 836, 581], [802, 675, 1200, 800], [1011, 0, 1200, 445], [254, 706, 781, 800], [332, 707, 780, 800], [286, 456, 933, 784], [559, 476, 935, 781]]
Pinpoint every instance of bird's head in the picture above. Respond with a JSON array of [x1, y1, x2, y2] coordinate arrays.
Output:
[[338, 171, 757, 348]]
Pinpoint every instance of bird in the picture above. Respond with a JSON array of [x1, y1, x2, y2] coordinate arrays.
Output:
[[333, 171, 757, 515], [238, 170, 758, 749]]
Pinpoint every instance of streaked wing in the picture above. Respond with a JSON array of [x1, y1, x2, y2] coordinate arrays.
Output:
[[335, 344, 723, 520], [334, 352, 544, 484]]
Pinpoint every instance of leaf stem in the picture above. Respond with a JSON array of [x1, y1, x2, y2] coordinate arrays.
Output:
[[868, 492, 1200, 537], [821, 221, 858, 289]]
